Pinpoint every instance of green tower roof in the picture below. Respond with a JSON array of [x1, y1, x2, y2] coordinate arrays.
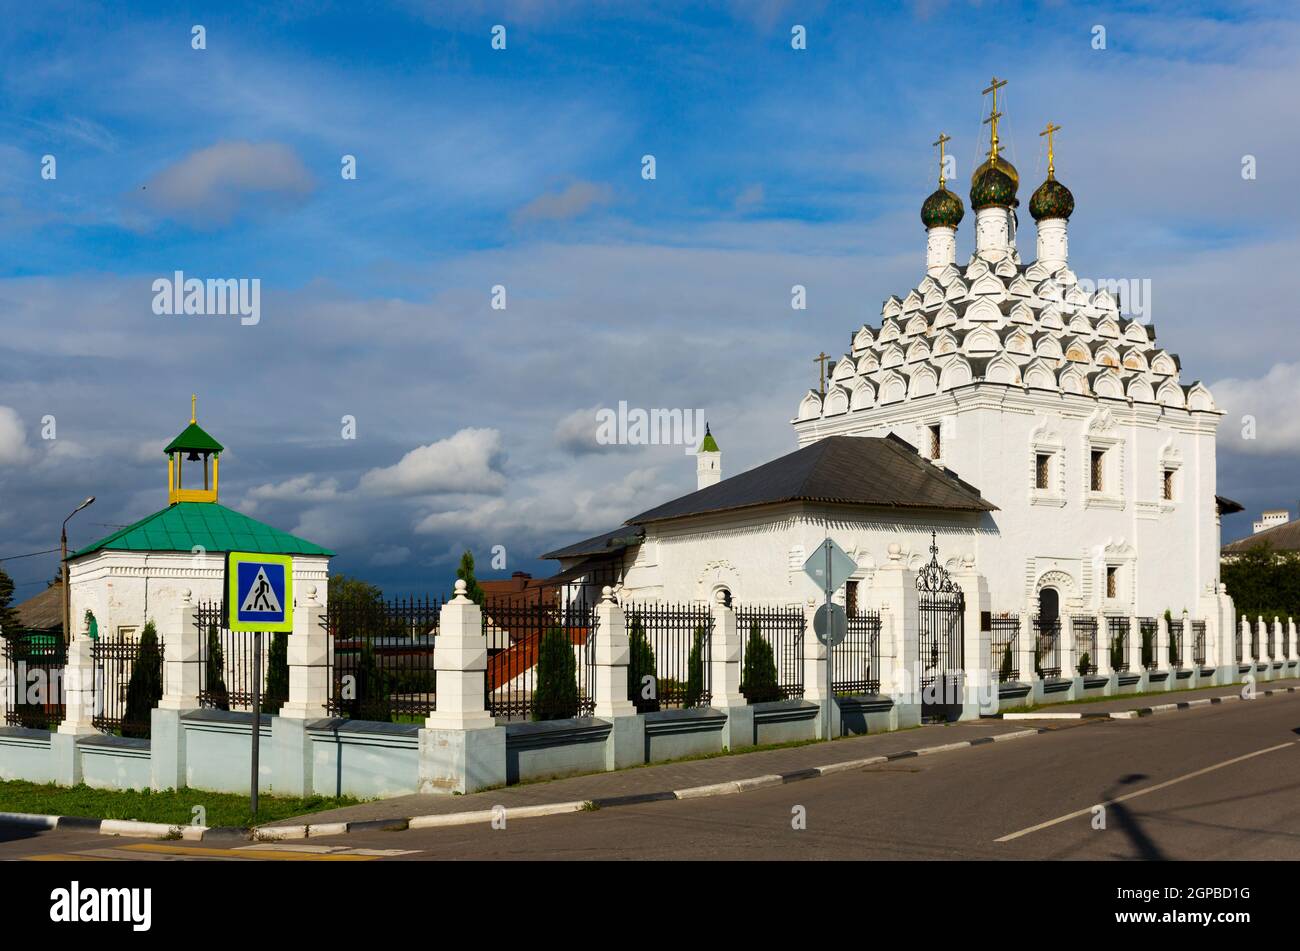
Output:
[[72, 502, 333, 559], [164, 422, 224, 454], [699, 424, 719, 453]]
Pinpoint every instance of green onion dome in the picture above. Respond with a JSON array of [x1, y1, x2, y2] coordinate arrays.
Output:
[[970, 162, 1018, 211], [921, 187, 964, 229], [1029, 177, 1075, 221]]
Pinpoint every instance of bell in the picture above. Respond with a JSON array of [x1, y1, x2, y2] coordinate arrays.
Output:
[[186, 451, 201, 462]]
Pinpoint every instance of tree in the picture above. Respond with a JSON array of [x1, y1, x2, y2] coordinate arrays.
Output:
[[263, 632, 289, 715], [1140, 623, 1154, 669], [1077, 652, 1092, 677], [0, 565, 19, 640], [456, 550, 486, 606], [626, 613, 659, 713], [533, 626, 578, 721], [684, 627, 706, 708], [999, 642, 1014, 683], [347, 642, 392, 723], [205, 625, 229, 710], [1110, 634, 1125, 672], [122, 620, 163, 738], [740, 621, 781, 704]]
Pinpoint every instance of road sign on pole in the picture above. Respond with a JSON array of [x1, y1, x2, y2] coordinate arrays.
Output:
[[225, 552, 294, 633], [802, 539, 855, 742]]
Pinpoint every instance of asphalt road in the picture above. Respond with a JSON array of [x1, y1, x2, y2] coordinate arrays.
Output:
[[4, 693, 1298, 861]]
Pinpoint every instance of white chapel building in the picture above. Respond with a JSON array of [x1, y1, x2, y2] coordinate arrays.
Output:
[[543, 91, 1226, 625]]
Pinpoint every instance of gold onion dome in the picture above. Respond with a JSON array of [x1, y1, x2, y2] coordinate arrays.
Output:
[[1029, 176, 1074, 221], [921, 186, 964, 228], [970, 160, 1018, 210]]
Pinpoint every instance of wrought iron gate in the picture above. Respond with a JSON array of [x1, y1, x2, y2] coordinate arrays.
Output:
[[916, 533, 964, 722]]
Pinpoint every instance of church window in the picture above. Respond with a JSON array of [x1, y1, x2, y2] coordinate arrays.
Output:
[[845, 580, 858, 617], [1036, 453, 1051, 490], [1162, 468, 1175, 501], [929, 424, 942, 459], [1105, 566, 1118, 599], [1090, 450, 1105, 492]]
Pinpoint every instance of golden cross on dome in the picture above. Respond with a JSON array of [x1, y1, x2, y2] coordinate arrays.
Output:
[[1040, 122, 1062, 179], [813, 351, 831, 395], [932, 132, 951, 188], [981, 76, 1008, 164]]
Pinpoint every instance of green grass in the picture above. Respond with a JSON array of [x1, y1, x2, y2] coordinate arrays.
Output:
[[0, 779, 362, 828]]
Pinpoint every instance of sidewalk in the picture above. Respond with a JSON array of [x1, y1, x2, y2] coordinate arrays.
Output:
[[995, 677, 1299, 717], [265, 718, 1032, 829]]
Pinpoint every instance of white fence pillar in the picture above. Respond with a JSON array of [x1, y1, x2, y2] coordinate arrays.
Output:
[[953, 559, 992, 717], [279, 584, 329, 720], [708, 591, 751, 750], [1272, 618, 1284, 671], [158, 589, 202, 712], [57, 636, 97, 736], [592, 587, 644, 767], [1126, 615, 1142, 685], [1096, 611, 1114, 678], [1289, 619, 1298, 663], [419, 580, 504, 794]]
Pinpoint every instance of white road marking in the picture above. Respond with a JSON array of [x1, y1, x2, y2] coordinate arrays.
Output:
[[994, 740, 1296, 842]]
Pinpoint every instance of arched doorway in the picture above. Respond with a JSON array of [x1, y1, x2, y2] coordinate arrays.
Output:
[[1035, 587, 1062, 678], [1037, 587, 1060, 625]]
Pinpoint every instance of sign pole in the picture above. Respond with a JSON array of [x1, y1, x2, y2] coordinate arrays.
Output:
[[824, 539, 832, 742], [250, 629, 262, 818]]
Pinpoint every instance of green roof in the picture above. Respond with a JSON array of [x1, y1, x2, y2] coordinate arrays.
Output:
[[72, 502, 334, 559], [699, 425, 719, 453], [164, 422, 224, 454]]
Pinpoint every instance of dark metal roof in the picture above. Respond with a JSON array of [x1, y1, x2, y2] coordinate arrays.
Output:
[[540, 525, 645, 561], [626, 434, 996, 526], [1216, 495, 1244, 516]]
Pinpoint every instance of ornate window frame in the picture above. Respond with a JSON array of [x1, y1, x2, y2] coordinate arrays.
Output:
[[1029, 419, 1066, 508], [1083, 410, 1125, 510]]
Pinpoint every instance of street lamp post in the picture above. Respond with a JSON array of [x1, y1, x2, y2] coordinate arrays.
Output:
[[61, 497, 95, 644]]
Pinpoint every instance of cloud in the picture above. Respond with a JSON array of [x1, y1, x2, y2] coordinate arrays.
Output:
[[513, 181, 612, 226], [732, 184, 765, 214], [359, 428, 507, 497], [138, 141, 315, 227], [1211, 362, 1300, 456], [0, 407, 33, 465], [554, 406, 610, 456]]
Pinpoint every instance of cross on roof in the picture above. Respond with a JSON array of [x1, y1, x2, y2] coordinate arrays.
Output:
[[981, 76, 1008, 161], [1039, 121, 1062, 179], [932, 132, 951, 188]]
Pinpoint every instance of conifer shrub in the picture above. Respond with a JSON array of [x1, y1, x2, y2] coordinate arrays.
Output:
[[349, 642, 392, 723], [626, 614, 659, 713], [205, 625, 230, 711], [122, 620, 163, 738], [263, 632, 289, 715], [684, 626, 706, 708], [533, 626, 578, 721], [740, 621, 781, 704], [999, 642, 1014, 683]]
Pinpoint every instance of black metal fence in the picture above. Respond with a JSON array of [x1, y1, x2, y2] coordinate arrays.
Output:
[[1235, 618, 1244, 663], [195, 603, 261, 712], [328, 595, 442, 721], [624, 602, 713, 710], [91, 634, 165, 737], [735, 604, 805, 700], [1073, 616, 1098, 675], [834, 610, 881, 696], [2, 634, 66, 730], [486, 597, 598, 721], [1167, 618, 1184, 668], [1139, 617, 1159, 670], [1192, 620, 1207, 667], [990, 614, 1019, 682], [1107, 616, 1130, 672], [1033, 616, 1061, 678], [1249, 618, 1259, 661]]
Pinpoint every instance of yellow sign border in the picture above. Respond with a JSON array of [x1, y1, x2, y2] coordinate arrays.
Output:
[[225, 551, 294, 632]]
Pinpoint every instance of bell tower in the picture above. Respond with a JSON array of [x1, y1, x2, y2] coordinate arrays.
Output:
[[165, 395, 224, 504]]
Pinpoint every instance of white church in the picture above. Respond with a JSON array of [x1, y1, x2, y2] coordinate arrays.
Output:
[[544, 82, 1227, 629]]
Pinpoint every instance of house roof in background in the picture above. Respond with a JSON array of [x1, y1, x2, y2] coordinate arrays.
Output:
[[1222, 518, 1300, 555], [540, 526, 645, 561], [12, 582, 63, 633]]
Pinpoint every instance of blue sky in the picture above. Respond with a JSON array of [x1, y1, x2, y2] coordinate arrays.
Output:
[[2, 0, 1299, 601]]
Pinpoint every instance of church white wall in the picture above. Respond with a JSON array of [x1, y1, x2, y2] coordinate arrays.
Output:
[[68, 551, 331, 639], [792, 383, 1220, 617], [617, 502, 984, 607]]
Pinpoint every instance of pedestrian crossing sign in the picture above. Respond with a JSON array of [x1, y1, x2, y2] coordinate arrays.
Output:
[[225, 552, 294, 632]]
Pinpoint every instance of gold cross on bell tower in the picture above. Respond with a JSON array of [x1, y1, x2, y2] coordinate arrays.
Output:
[[813, 351, 831, 396], [982, 75, 1008, 165], [1039, 121, 1062, 179], [932, 132, 951, 188]]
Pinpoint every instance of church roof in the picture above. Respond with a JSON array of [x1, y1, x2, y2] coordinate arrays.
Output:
[[164, 422, 224, 454], [627, 434, 996, 526], [71, 502, 334, 559], [540, 525, 646, 561]]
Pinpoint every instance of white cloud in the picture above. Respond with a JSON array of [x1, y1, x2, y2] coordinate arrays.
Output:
[[513, 180, 612, 225], [0, 407, 33, 465], [139, 141, 315, 227], [359, 428, 506, 497], [1212, 362, 1300, 456], [247, 474, 342, 503], [554, 406, 611, 456]]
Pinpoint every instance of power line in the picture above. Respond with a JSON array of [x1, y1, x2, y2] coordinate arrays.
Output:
[[0, 547, 60, 563]]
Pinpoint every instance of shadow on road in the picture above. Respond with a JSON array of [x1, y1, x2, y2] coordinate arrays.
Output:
[[1104, 772, 1167, 861]]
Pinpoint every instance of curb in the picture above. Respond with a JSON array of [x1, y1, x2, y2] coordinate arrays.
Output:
[[990, 684, 1296, 720], [0, 812, 238, 840]]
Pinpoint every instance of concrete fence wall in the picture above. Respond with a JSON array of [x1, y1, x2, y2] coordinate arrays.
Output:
[[0, 578, 1293, 802]]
